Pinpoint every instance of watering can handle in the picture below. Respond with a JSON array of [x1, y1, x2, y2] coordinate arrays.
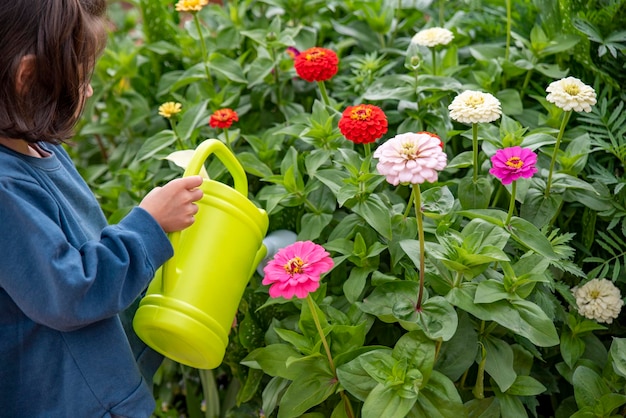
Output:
[[163, 139, 248, 293], [183, 139, 248, 195]]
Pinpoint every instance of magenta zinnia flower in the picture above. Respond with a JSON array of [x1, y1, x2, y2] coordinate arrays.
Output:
[[262, 241, 334, 299], [489, 146, 538, 185], [373, 132, 447, 185]]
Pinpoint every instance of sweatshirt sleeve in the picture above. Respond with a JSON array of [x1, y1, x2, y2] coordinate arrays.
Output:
[[0, 178, 173, 332]]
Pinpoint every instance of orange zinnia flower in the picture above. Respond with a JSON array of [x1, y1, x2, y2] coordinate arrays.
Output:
[[209, 108, 238, 129], [294, 47, 339, 82], [338, 104, 388, 144]]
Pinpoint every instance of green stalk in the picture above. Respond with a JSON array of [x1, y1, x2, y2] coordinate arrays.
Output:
[[431, 48, 437, 76], [193, 13, 215, 95], [199, 369, 220, 418], [505, 181, 517, 225], [317, 81, 331, 107], [505, 0, 512, 62], [544, 111, 572, 197], [223, 128, 231, 149], [472, 123, 479, 182], [306, 295, 355, 418], [412, 184, 426, 309]]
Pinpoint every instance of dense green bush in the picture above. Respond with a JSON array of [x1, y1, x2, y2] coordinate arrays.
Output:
[[73, 0, 626, 416]]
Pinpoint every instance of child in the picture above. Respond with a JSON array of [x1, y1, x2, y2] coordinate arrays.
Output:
[[0, 0, 204, 416]]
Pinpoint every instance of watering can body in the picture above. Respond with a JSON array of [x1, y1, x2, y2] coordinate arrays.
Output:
[[133, 139, 268, 369]]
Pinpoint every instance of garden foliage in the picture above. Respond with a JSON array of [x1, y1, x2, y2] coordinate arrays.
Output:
[[73, 0, 626, 416]]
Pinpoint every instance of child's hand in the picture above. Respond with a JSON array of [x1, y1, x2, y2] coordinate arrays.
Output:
[[139, 176, 204, 233]]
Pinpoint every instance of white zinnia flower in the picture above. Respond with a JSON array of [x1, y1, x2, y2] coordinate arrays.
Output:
[[546, 76, 597, 112], [448, 90, 502, 124], [572, 278, 624, 324], [411, 27, 454, 48], [373, 132, 447, 185]]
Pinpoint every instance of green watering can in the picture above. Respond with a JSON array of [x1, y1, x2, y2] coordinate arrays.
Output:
[[133, 139, 269, 369]]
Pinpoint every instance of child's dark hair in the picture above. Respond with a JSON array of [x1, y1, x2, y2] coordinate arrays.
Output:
[[0, 0, 107, 144]]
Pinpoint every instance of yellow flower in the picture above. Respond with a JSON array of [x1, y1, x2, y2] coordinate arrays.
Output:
[[175, 0, 209, 12], [158, 102, 182, 119], [546, 76, 597, 113]]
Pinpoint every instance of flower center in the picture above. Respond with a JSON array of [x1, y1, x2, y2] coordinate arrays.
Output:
[[589, 289, 600, 299], [505, 157, 524, 169], [466, 95, 485, 107], [351, 106, 372, 121], [400, 142, 418, 159], [564, 83, 580, 96], [284, 256, 305, 274], [306, 50, 324, 61]]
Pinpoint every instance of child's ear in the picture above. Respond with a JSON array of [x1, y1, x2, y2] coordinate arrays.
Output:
[[16, 55, 36, 94]]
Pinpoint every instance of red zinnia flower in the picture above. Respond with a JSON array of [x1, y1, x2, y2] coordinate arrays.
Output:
[[338, 104, 388, 144], [209, 108, 238, 129], [294, 47, 339, 82], [417, 131, 444, 149]]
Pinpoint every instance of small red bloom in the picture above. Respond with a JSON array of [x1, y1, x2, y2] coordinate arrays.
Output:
[[209, 108, 239, 129], [417, 131, 444, 148], [338, 104, 388, 144], [294, 47, 339, 82]]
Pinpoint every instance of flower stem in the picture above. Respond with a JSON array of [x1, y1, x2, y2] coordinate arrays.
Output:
[[363, 142, 371, 158], [317, 81, 331, 107], [170, 119, 185, 150], [431, 48, 437, 76], [505, 0, 512, 62], [306, 295, 335, 374], [473, 342, 487, 400], [193, 13, 215, 95], [505, 181, 517, 225], [403, 186, 416, 218], [544, 111, 572, 198], [223, 128, 231, 149], [305, 295, 356, 418], [472, 123, 479, 183], [412, 184, 426, 309]]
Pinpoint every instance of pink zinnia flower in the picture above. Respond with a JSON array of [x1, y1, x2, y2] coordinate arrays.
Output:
[[262, 241, 334, 299], [373, 132, 447, 185], [489, 146, 538, 185]]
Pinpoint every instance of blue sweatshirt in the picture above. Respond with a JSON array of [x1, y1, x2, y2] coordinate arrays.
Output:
[[0, 143, 173, 417]]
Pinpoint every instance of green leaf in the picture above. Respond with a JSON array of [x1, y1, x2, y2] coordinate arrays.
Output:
[[505, 375, 546, 396], [262, 377, 290, 417], [277, 361, 337, 418], [359, 280, 420, 323], [458, 177, 494, 210], [573, 365, 610, 409], [447, 285, 559, 347], [351, 194, 393, 240], [508, 217, 558, 260], [483, 336, 517, 392], [560, 328, 585, 369], [175, 99, 210, 144], [610, 338, 626, 378], [208, 52, 247, 83], [413, 296, 459, 342], [298, 212, 333, 241], [344, 266, 374, 304], [136, 130, 178, 162], [411, 370, 468, 417], [435, 313, 479, 381], [236, 368, 265, 405], [337, 349, 390, 401], [241, 344, 304, 379], [362, 383, 418, 418], [392, 331, 436, 384], [520, 187, 563, 227]]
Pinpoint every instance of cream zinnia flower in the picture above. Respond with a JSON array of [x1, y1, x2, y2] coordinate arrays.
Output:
[[448, 90, 502, 124], [411, 27, 454, 48], [373, 132, 447, 185], [158, 102, 182, 118], [546, 76, 597, 112], [175, 0, 209, 12], [572, 278, 624, 324]]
